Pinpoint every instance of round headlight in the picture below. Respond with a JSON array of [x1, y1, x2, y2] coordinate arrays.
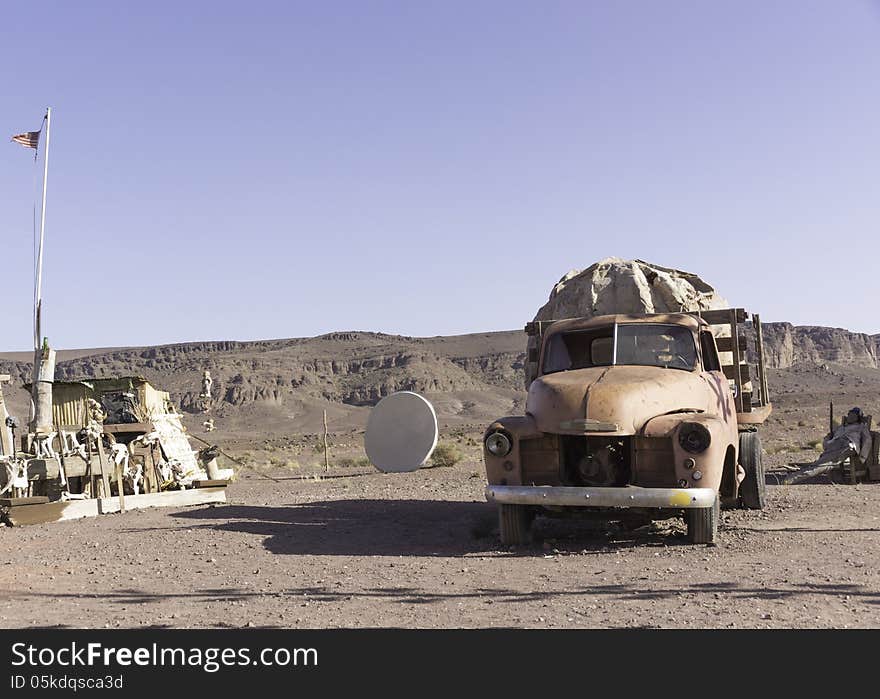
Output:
[[678, 422, 711, 454], [485, 431, 512, 457]]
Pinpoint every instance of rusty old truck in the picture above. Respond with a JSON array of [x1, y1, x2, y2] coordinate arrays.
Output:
[[483, 308, 771, 545]]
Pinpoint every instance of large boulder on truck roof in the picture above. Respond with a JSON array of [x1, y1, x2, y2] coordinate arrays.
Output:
[[525, 258, 731, 388], [534, 258, 729, 322]]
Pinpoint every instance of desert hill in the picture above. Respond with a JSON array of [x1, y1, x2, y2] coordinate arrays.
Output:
[[2, 258, 876, 443], [0, 322, 877, 439], [0, 331, 528, 438]]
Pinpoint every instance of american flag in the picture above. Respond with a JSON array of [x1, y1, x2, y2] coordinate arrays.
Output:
[[11, 130, 40, 149]]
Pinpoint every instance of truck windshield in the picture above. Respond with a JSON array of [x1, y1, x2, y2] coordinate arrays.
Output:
[[542, 324, 697, 374]]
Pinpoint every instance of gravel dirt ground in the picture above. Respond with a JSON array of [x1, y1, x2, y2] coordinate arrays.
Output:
[[2, 459, 878, 629]]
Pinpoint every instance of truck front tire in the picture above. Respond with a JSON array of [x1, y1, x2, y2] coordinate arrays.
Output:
[[738, 430, 766, 510], [498, 504, 532, 546], [686, 495, 719, 544]]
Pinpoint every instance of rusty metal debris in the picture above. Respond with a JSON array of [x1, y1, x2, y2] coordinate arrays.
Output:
[[0, 376, 232, 526], [783, 405, 878, 485]]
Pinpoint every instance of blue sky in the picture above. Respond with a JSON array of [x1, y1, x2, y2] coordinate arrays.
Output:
[[1, 1, 879, 350]]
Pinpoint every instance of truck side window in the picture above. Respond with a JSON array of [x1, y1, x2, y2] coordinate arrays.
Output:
[[700, 331, 721, 372]]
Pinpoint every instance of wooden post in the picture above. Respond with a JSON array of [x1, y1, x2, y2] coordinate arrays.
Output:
[[54, 422, 69, 494], [95, 438, 111, 500], [323, 410, 330, 472], [0, 375, 12, 457], [753, 313, 769, 406], [84, 438, 93, 497], [115, 459, 125, 513], [728, 308, 744, 413], [147, 443, 159, 493]]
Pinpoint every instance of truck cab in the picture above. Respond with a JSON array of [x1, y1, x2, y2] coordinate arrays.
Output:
[[484, 309, 771, 545]]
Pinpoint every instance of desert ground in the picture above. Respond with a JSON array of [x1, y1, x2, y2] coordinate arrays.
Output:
[[1, 360, 879, 629]]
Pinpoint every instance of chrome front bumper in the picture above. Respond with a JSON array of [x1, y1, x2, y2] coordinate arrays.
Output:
[[486, 485, 716, 509]]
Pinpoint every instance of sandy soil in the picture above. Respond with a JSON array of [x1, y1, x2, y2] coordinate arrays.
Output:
[[1, 459, 878, 629], [2, 356, 878, 629]]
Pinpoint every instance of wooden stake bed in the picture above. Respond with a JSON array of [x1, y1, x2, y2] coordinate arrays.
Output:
[[0, 486, 227, 527], [692, 307, 772, 426]]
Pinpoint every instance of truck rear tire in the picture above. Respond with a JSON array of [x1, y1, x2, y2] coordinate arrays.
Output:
[[738, 431, 766, 510], [686, 495, 719, 544], [498, 504, 531, 546]]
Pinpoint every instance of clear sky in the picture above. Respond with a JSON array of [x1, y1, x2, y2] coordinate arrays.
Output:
[[1, 1, 879, 351]]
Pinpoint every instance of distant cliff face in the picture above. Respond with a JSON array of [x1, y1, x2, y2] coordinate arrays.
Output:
[[0, 324, 875, 424], [756, 323, 878, 369], [0, 332, 527, 416]]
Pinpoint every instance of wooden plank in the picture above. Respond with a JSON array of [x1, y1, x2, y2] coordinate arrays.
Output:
[[116, 460, 125, 513], [192, 479, 229, 488], [102, 422, 151, 434], [715, 336, 747, 352], [148, 444, 159, 494], [95, 439, 112, 499], [698, 308, 747, 325], [1, 488, 227, 526], [322, 409, 329, 472], [0, 496, 50, 507], [737, 404, 772, 425], [57, 456, 88, 478], [83, 440, 93, 497], [136, 443, 159, 494], [23, 458, 61, 480]]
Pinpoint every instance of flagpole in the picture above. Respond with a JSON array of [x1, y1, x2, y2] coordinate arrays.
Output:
[[34, 106, 50, 350], [29, 107, 56, 439]]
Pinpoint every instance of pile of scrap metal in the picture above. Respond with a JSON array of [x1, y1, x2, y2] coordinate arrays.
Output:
[[783, 405, 879, 485], [0, 375, 232, 526]]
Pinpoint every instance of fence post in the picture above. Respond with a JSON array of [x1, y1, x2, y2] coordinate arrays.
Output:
[[323, 410, 330, 472]]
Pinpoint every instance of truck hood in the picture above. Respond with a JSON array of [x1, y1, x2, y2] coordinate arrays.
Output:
[[526, 366, 710, 435]]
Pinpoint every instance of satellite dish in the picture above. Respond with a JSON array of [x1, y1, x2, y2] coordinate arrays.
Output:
[[365, 391, 439, 473]]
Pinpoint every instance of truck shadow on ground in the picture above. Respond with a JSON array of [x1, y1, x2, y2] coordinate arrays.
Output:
[[170, 499, 696, 557]]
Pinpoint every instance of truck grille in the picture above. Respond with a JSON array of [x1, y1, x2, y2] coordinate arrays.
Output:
[[520, 434, 677, 488], [519, 435, 560, 485], [631, 436, 677, 487]]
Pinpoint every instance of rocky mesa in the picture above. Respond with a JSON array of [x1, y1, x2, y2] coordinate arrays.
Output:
[[0, 259, 876, 431]]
